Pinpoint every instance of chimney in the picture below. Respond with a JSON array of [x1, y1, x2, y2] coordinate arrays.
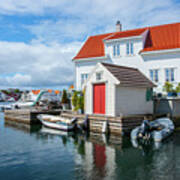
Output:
[[116, 20, 122, 32]]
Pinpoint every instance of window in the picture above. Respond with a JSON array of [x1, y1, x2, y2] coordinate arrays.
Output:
[[126, 43, 130, 55], [130, 42, 134, 54], [113, 45, 116, 56], [96, 72, 102, 80], [149, 69, 159, 82], [117, 44, 120, 56], [113, 44, 120, 57], [126, 42, 134, 55], [81, 73, 88, 85], [165, 68, 175, 82]]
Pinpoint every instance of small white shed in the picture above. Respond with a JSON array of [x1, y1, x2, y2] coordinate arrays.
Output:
[[84, 63, 155, 116]]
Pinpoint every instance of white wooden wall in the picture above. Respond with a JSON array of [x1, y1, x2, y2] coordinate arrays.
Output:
[[115, 86, 153, 116]]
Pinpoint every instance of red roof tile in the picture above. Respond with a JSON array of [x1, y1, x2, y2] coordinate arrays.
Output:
[[73, 33, 113, 60], [104, 28, 147, 40], [54, 90, 60, 94], [142, 23, 180, 52], [73, 22, 180, 60], [32, 90, 40, 95]]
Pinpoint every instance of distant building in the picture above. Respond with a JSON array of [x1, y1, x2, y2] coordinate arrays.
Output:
[[73, 22, 180, 93]]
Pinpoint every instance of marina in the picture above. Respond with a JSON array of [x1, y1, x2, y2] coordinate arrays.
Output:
[[0, 111, 180, 180], [3, 104, 180, 135], [0, 2, 179, 179]]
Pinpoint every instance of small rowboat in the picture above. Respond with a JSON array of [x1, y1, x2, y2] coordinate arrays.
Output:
[[131, 117, 174, 142], [37, 114, 77, 131]]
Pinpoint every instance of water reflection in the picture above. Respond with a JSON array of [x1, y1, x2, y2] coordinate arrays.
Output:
[[1, 119, 180, 180], [5, 120, 42, 134]]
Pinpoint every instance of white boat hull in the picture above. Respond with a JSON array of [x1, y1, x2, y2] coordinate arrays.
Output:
[[37, 114, 76, 131]]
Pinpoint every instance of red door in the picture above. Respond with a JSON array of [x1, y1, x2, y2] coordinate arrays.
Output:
[[93, 83, 105, 114]]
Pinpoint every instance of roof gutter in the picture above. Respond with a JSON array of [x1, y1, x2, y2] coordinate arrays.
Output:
[[72, 56, 109, 63], [140, 48, 180, 55]]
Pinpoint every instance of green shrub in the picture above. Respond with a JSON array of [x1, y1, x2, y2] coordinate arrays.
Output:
[[61, 89, 68, 104], [176, 83, 180, 93], [77, 95, 84, 111], [77, 91, 85, 113], [72, 91, 78, 111], [163, 82, 173, 93]]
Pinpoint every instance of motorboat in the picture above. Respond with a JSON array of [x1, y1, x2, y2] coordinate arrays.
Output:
[[37, 114, 77, 131], [131, 117, 174, 142]]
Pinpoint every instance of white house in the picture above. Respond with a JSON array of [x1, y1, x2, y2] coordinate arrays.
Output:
[[73, 22, 180, 93], [84, 63, 155, 116]]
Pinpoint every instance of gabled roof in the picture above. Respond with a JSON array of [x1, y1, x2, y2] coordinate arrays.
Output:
[[73, 22, 180, 60], [104, 28, 147, 40], [73, 33, 113, 60], [101, 63, 156, 88], [142, 23, 180, 52]]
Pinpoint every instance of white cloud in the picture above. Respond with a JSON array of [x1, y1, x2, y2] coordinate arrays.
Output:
[[0, 0, 179, 89], [0, 41, 81, 89], [0, 0, 67, 15], [20, 0, 180, 44], [6, 74, 31, 86]]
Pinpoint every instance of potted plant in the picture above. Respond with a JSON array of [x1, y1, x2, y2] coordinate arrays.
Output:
[[163, 82, 174, 97], [61, 89, 69, 110], [176, 83, 180, 96]]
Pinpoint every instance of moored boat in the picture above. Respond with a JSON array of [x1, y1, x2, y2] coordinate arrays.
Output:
[[37, 114, 77, 131], [131, 117, 174, 142], [0, 90, 47, 110]]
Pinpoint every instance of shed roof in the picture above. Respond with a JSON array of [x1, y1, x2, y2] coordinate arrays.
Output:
[[102, 63, 156, 88]]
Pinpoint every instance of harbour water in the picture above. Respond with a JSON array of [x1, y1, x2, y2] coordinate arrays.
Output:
[[0, 110, 180, 180]]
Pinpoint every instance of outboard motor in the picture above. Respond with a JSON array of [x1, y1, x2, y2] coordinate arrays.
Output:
[[83, 115, 89, 131], [138, 120, 151, 139]]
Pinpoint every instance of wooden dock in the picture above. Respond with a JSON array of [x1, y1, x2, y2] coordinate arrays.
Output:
[[4, 109, 61, 125], [6, 109, 179, 136], [61, 112, 152, 135]]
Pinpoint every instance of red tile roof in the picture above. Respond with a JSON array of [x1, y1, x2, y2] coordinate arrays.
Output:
[[73, 33, 113, 60], [68, 84, 74, 90], [32, 90, 40, 95], [54, 90, 60, 94], [142, 23, 180, 52], [73, 22, 180, 60], [104, 28, 147, 40]]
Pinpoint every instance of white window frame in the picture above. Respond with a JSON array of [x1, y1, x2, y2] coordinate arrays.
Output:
[[81, 73, 88, 86], [96, 72, 102, 81], [117, 44, 120, 56], [113, 45, 116, 56], [165, 68, 175, 82], [149, 69, 159, 82], [113, 44, 120, 57], [126, 42, 134, 55]]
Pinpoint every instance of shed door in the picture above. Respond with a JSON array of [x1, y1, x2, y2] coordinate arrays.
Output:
[[93, 83, 105, 114]]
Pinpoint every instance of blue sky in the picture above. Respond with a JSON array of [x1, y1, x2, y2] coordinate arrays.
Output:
[[0, 0, 179, 90]]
